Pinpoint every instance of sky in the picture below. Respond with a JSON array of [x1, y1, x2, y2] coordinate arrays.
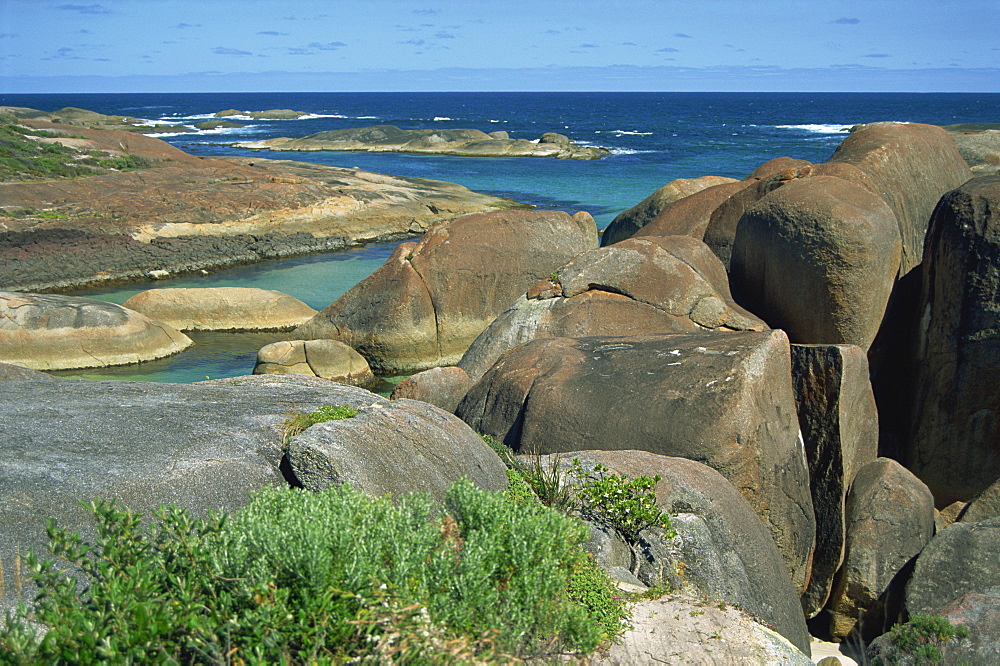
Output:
[[2, 0, 999, 93]]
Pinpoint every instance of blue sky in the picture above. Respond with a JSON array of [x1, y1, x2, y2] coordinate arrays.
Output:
[[2, 0, 999, 92]]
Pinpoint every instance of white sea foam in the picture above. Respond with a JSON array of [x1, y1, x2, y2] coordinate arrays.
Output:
[[775, 123, 855, 134], [433, 116, 452, 121], [607, 147, 658, 155], [356, 115, 378, 119], [609, 129, 653, 136], [300, 113, 350, 119]]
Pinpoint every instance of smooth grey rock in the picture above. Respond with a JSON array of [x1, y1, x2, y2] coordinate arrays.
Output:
[[538, 450, 811, 655], [0, 375, 383, 611], [287, 398, 508, 502], [905, 518, 1000, 617], [0, 362, 56, 381]]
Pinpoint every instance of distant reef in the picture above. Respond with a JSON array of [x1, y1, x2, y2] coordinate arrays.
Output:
[[0, 112, 520, 292], [236, 125, 611, 160]]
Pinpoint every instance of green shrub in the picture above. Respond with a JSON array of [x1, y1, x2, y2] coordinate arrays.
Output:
[[0, 479, 626, 663], [569, 460, 676, 544], [282, 404, 359, 443], [875, 612, 971, 664]]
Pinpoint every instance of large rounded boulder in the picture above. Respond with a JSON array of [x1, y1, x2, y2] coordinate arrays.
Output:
[[254, 339, 376, 387], [908, 176, 1000, 504], [293, 209, 598, 374], [829, 122, 973, 277], [286, 398, 507, 502], [123, 287, 317, 331], [601, 175, 737, 246], [0, 291, 192, 370], [457, 330, 815, 594], [536, 450, 812, 655], [457, 235, 767, 381], [730, 175, 901, 351]]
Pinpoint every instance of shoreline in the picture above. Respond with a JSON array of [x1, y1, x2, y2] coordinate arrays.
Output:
[[3, 229, 421, 295]]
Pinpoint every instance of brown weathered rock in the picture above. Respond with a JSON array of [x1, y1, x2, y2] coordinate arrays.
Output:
[[958, 476, 1000, 523], [601, 175, 737, 246], [123, 287, 317, 331], [829, 122, 973, 277], [634, 179, 758, 241], [457, 235, 767, 381], [908, 176, 1000, 505], [0, 291, 192, 370], [792, 344, 879, 618], [389, 366, 472, 413], [457, 330, 815, 594], [293, 209, 598, 374], [286, 398, 508, 502], [731, 175, 901, 351], [745, 156, 813, 180], [253, 339, 375, 387], [827, 458, 935, 641]]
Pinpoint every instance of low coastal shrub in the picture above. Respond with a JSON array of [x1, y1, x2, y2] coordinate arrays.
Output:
[[0, 122, 153, 182], [282, 404, 359, 443], [569, 459, 676, 544], [873, 612, 970, 664], [0, 479, 626, 663]]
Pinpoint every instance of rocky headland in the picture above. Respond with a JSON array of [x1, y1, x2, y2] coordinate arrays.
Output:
[[3, 117, 1000, 662], [0, 112, 519, 292], [236, 125, 611, 160]]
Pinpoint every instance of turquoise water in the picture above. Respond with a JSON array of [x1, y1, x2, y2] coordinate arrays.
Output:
[[9, 91, 1000, 383]]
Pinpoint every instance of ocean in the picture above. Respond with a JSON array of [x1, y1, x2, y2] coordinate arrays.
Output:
[[4, 91, 999, 384]]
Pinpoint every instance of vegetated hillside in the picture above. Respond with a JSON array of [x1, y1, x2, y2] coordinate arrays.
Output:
[[0, 117, 154, 184]]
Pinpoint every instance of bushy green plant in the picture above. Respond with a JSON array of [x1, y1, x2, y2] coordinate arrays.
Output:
[[0, 478, 627, 663], [875, 612, 970, 664], [569, 459, 676, 544]]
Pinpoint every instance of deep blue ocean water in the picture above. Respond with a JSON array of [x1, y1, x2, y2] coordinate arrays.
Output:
[[4, 91, 999, 383]]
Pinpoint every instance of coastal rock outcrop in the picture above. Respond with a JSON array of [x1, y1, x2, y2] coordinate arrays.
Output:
[[0, 374, 385, 610], [828, 122, 973, 277], [453, 235, 767, 382], [236, 124, 610, 160], [600, 175, 737, 246], [286, 398, 508, 502], [0, 291, 192, 370], [293, 209, 598, 374], [456, 330, 816, 594], [0, 115, 516, 292], [534, 450, 812, 655], [253, 339, 375, 387], [791, 344, 879, 618], [944, 123, 1000, 175], [908, 176, 1000, 505], [123, 287, 317, 332], [826, 458, 935, 641], [0, 362, 56, 381], [730, 175, 902, 351]]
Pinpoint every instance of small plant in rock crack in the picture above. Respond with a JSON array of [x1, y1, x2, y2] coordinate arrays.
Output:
[[569, 459, 676, 544]]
